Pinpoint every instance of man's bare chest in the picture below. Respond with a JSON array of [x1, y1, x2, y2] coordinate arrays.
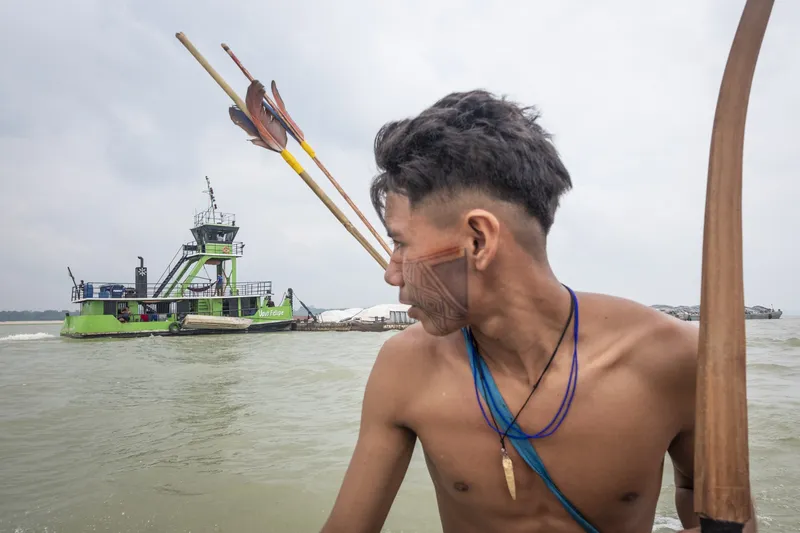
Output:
[[401, 364, 676, 528]]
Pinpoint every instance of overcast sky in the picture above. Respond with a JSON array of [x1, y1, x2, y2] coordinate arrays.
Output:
[[1, 0, 797, 313]]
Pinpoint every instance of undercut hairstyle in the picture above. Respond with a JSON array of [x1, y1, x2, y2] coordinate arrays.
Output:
[[370, 90, 572, 235]]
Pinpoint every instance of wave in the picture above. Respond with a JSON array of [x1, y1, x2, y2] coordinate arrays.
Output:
[[652, 515, 682, 531], [0, 332, 56, 342]]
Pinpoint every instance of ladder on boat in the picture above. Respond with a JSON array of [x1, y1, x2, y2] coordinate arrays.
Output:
[[197, 299, 211, 315], [153, 251, 188, 298]]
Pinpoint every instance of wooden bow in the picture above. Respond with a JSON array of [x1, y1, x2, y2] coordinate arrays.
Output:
[[695, 0, 773, 530]]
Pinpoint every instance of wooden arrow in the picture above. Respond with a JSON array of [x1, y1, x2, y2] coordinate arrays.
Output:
[[220, 43, 393, 257], [174, 32, 388, 270]]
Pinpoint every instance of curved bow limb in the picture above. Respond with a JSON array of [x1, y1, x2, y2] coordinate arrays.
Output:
[[695, 0, 774, 531]]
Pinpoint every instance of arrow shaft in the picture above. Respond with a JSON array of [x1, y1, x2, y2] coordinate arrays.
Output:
[[222, 44, 301, 141], [176, 33, 284, 150], [175, 32, 388, 270], [221, 44, 393, 257]]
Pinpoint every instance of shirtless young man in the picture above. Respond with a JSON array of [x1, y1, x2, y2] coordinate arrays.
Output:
[[319, 90, 756, 533]]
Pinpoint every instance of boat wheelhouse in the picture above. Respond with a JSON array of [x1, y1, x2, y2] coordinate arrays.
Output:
[[61, 178, 295, 338]]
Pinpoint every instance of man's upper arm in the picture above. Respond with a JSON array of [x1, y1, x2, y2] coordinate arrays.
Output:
[[661, 320, 758, 532], [320, 335, 419, 533], [662, 321, 698, 487], [654, 320, 699, 529]]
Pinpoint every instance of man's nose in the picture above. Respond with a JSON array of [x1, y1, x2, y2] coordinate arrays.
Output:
[[384, 257, 404, 287]]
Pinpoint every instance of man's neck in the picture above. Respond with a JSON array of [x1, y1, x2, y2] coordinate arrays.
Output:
[[468, 263, 575, 385]]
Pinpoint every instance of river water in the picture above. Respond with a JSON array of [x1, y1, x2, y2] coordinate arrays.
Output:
[[0, 319, 798, 532]]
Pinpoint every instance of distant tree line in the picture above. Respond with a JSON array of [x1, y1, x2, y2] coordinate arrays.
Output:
[[0, 310, 76, 321]]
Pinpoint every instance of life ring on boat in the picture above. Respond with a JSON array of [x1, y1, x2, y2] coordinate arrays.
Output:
[[168, 322, 181, 334], [222, 246, 231, 254]]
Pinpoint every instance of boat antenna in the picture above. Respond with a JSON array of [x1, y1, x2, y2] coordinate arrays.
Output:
[[67, 266, 78, 292], [202, 175, 219, 221]]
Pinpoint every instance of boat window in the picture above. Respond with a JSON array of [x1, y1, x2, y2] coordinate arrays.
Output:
[[243, 297, 258, 316]]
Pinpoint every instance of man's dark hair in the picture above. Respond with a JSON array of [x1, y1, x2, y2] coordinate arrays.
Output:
[[370, 90, 572, 234]]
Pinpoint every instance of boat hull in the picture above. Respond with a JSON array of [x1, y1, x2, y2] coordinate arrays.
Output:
[[680, 309, 783, 321], [60, 314, 293, 339]]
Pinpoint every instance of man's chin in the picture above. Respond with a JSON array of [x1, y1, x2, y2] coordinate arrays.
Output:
[[407, 306, 464, 337]]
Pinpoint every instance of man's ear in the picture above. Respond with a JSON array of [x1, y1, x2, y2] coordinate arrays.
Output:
[[464, 209, 500, 271]]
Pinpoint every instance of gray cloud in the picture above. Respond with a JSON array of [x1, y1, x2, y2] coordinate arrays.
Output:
[[1, 0, 797, 313]]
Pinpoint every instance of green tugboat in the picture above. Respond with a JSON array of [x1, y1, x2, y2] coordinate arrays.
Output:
[[61, 178, 295, 338]]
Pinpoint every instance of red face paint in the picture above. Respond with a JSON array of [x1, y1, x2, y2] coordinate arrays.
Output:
[[401, 246, 469, 335]]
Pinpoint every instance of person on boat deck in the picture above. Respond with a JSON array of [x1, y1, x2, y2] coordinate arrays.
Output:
[[266, 296, 275, 307], [117, 306, 130, 323], [216, 273, 224, 296], [319, 90, 757, 533]]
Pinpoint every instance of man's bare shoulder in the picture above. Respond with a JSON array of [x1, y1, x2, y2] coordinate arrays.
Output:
[[580, 292, 698, 431], [368, 323, 462, 424], [376, 322, 456, 366], [579, 291, 699, 381]]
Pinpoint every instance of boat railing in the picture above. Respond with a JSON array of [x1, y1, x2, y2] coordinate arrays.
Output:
[[194, 210, 236, 227], [182, 241, 245, 257], [89, 303, 275, 323], [71, 280, 273, 301]]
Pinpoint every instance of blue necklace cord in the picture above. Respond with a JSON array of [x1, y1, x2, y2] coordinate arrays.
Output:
[[463, 286, 599, 533], [469, 286, 579, 440]]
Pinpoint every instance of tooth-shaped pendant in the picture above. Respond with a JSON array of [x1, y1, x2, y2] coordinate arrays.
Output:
[[501, 447, 516, 500]]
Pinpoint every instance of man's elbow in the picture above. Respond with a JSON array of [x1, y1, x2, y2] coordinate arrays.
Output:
[[674, 486, 698, 530]]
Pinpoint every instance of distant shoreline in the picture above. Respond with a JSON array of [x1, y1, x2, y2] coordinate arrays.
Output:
[[0, 320, 62, 325]]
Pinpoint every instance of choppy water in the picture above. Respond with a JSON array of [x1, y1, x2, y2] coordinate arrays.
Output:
[[0, 319, 798, 532]]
